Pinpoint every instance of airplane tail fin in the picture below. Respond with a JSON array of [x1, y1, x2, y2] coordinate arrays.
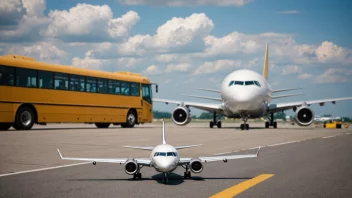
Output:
[[162, 119, 166, 144], [263, 43, 269, 80]]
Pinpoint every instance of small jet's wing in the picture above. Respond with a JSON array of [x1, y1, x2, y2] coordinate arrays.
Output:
[[179, 147, 260, 164], [268, 97, 352, 114], [272, 87, 303, 93], [271, 93, 304, 99], [57, 149, 151, 166], [174, 144, 203, 150], [195, 88, 221, 93], [122, 146, 154, 151], [182, 94, 222, 102], [152, 98, 224, 114]]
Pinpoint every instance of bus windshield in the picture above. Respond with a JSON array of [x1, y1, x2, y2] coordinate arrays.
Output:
[[142, 84, 152, 103]]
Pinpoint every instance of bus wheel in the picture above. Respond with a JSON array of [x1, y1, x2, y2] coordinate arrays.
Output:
[[15, 106, 35, 130], [122, 110, 136, 128], [94, 123, 110, 128], [0, 123, 12, 131]]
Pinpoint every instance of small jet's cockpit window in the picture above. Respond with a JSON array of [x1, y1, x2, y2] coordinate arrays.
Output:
[[234, 81, 244, 85], [245, 81, 255, 86], [254, 81, 261, 87], [167, 152, 174, 156], [159, 152, 166, 156], [154, 152, 159, 156], [229, 81, 235, 86]]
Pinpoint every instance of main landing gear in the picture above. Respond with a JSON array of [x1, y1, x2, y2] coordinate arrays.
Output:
[[182, 164, 192, 179], [210, 112, 222, 128], [132, 165, 143, 180], [240, 113, 249, 130], [265, 113, 277, 129]]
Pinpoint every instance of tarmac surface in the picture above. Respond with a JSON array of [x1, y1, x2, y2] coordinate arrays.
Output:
[[0, 122, 351, 197]]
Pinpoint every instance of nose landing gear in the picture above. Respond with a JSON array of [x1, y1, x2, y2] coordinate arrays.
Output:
[[240, 113, 250, 130], [209, 112, 222, 128]]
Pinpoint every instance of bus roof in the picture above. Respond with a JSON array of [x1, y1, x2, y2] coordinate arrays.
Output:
[[0, 54, 151, 84]]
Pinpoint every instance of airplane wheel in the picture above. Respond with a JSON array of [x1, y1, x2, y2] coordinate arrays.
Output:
[[210, 121, 214, 128], [265, 122, 269, 128], [245, 124, 249, 130], [273, 122, 277, 129], [240, 124, 244, 130], [217, 121, 222, 128]]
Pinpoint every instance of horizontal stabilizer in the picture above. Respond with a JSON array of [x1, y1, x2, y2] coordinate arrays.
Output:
[[195, 88, 221, 93], [272, 87, 303, 93], [183, 94, 222, 102], [122, 146, 154, 151], [175, 144, 203, 150], [271, 93, 304, 99]]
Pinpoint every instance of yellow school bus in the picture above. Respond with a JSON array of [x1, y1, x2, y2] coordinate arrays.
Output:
[[0, 54, 157, 130]]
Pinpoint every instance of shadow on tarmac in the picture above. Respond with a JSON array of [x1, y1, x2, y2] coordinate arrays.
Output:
[[68, 172, 252, 186]]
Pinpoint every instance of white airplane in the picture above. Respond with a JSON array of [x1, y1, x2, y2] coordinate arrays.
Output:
[[57, 120, 260, 184], [153, 44, 352, 130]]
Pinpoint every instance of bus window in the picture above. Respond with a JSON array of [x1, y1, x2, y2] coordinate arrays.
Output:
[[86, 77, 96, 92], [38, 71, 53, 89], [121, 82, 130, 95], [16, 68, 37, 88], [142, 84, 152, 103], [108, 80, 120, 94], [0, 65, 15, 86], [131, 83, 140, 96], [70, 75, 85, 91], [54, 73, 68, 90], [97, 78, 107, 93]]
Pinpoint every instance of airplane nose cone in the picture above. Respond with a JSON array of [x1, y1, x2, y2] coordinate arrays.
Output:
[[155, 158, 173, 172]]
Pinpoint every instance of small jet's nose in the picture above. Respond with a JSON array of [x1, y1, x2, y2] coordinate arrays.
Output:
[[233, 92, 255, 103], [155, 158, 173, 172]]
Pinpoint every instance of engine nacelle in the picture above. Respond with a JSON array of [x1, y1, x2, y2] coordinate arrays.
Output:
[[189, 158, 203, 173], [172, 106, 192, 126], [124, 159, 139, 175], [294, 106, 314, 126]]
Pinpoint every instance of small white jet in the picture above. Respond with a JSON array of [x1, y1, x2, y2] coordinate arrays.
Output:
[[57, 121, 260, 184], [153, 44, 352, 130]]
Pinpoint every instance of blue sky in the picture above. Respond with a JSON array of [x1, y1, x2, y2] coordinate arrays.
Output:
[[1, 0, 352, 117]]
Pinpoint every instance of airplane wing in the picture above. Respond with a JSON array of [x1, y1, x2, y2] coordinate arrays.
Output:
[[152, 98, 224, 114], [174, 144, 203, 150], [179, 147, 260, 164], [267, 97, 352, 114], [57, 149, 151, 166], [122, 146, 154, 151]]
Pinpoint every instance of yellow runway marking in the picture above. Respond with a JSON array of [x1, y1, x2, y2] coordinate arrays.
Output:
[[210, 174, 274, 198]]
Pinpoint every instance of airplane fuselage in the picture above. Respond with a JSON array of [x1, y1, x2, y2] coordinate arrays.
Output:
[[150, 144, 180, 173], [221, 69, 272, 119]]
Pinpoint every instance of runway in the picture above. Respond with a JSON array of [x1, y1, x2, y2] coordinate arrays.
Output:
[[0, 122, 351, 197]]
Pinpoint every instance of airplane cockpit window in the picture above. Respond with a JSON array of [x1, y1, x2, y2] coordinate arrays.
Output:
[[245, 81, 255, 86], [154, 152, 159, 156], [234, 81, 244, 85], [229, 81, 235, 86], [254, 81, 261, 87], [159, 152, 166, 156], [167, 152, 174, 156]]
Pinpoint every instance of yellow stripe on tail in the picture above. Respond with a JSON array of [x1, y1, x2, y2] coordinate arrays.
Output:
[[263, 43, 269, 79]]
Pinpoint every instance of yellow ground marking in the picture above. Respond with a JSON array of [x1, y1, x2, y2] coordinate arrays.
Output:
[[210, 174, 274, 198]]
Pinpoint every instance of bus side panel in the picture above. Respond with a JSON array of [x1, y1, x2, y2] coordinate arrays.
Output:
[[35, 104, 129, 123], [0, 103, 16, 123]]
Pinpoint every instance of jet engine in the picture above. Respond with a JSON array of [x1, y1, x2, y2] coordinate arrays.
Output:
[[172, 106, 192, 126], [294, 106, 314, 126], [189, 158, 203, 173], [124, 159, 139, 175]]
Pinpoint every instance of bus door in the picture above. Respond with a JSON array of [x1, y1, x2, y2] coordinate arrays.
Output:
[[142, 84, 153, 122]]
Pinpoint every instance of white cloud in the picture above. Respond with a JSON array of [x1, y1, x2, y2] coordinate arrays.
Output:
[[8, 42, 67, 63], [116, 57, 142, 68], [281, 65, 302, 75], [314, 68, 350, 84], [165, 63, 191, 73], [276, 10, 301, 14], [315, 41, 351, 64], [144, 64, 161, 75], [0, 0, 25, 25], [298, 73, 312, 79], [117, 13, 214, 55], [117, 0, 252, 6], [193, 60, 242, 75], [43, 4, 139, 42], [72, 51, 103, 70]]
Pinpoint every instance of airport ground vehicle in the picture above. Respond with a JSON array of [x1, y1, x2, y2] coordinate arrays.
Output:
[[323, 119, 343, 129], [0, 54, 156, 130]]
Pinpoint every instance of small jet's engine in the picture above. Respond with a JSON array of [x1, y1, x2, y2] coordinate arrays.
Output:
[[172, 106, 192, 126], [124, 159, 139, 175], [294, 106, 314, 126], [189, 158, 203, 173]]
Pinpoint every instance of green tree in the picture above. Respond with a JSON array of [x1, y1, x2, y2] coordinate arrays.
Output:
[[153, 111, 171, 119]]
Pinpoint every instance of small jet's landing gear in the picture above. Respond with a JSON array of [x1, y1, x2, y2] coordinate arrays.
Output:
[[132, 165, 143, 180], [210, 112, 222, 128], [240, 113, 250, 130], [163, 173, 168, 184], [265, 113, 277, 129], [182, 165, 192, 179]]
